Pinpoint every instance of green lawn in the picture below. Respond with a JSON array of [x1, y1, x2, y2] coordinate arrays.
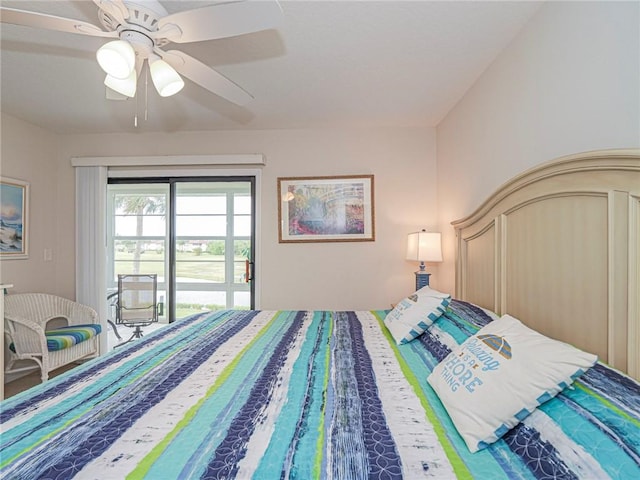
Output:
[[114, 251, 246, 282]]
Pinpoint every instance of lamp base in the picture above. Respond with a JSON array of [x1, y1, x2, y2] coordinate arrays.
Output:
[[414, 271, 431, 290]]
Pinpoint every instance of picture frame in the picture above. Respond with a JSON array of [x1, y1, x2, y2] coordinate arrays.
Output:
[[0, 177, 29, 259], [278, 175, 375, 243]]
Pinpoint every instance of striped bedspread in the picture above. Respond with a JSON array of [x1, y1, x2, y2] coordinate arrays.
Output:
[[1, 303, 639, 479]]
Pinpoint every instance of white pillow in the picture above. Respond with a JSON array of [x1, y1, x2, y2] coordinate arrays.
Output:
[[384, 286, 450, 344], [427, 314, 597, 453]]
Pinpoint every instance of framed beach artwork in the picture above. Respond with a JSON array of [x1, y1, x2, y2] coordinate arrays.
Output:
[[0, 177, 29, 259], [278, 175, 375, 243]]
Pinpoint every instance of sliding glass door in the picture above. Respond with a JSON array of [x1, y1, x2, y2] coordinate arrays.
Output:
[[173, 181, 253, 318], [107, 177, 255, 322]]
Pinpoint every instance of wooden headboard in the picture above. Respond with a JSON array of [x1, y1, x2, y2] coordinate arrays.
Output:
[[452, 149, 640, 380]]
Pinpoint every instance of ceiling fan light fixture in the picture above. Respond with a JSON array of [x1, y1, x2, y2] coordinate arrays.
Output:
[[149, 57, 185, 97], [96, 40, 135, 79], [104, 70, 137, 98]]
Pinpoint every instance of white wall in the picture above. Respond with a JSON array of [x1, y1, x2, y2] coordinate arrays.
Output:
[[1, 124, 437, 310], [9, 2, 635, 307], [0, 115, 61, 292], [436, 0, 640, 294]]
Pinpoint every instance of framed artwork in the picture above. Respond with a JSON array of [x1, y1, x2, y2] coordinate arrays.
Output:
[[278, 175, 375, 243], [0, 177, 29, 259]]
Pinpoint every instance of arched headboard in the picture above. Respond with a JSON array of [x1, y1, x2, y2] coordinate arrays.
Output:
[[452, 149, 640, 379]]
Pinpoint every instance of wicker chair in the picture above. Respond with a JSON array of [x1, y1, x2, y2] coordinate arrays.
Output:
[[4, 293, 102, 383]]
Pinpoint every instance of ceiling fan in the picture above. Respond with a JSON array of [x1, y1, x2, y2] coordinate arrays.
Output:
[[0, 0, 283, 105]]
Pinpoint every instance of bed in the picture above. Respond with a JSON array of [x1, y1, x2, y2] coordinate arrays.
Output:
[[2, 150, 639, 479]]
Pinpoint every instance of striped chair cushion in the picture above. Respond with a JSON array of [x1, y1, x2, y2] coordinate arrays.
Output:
[[9, 324, 103, 353], [45, 324, 102, 351]]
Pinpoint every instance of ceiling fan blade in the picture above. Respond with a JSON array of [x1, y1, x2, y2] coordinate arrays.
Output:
[[156, 0, 283, 44], [0, 7, 117, 38], [162, 49, 253, 106], [93, 0, 129, 25]]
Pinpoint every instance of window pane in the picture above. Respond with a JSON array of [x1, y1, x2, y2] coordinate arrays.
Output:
[[234, 239, 250, 257], [175, 241, 219, 256], [234, 291, 250, 309], [205, 240, 225, 256], [176, 216, 226, 236], [114, 239, 165, 256], [114, 214, 165, 237], [234, 261, 247, 283], [234, 194, 251, 214], [113, 194, 166, 237], [113, 240, 165, 281], [234, 216, 251, 236], [176, 195, 226, 215], [175, 290, 226, 319], [114, 194, 166, 213], [113, 260, 165, 281], [175, 260, 225, 283]]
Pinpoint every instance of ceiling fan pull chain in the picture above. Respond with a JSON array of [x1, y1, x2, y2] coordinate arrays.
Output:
[[134, 77, 139, 128], [145, 62, 149, 121]]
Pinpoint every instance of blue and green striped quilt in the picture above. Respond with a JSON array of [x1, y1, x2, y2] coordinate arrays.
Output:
[[1, 303, 638, 479]]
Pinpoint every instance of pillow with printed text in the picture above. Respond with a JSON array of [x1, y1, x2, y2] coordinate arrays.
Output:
[[384, 286, 451, 344], [427, 314, 598, 452]]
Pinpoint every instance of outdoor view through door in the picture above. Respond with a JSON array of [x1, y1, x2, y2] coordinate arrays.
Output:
[[107, 178, 255, 323]]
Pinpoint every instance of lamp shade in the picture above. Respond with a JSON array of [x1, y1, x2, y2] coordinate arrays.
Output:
[[149, 57, 184, 97], [406, 230, 443, 262], [96, 40, 135, 79], [104, 70, 137, 98]]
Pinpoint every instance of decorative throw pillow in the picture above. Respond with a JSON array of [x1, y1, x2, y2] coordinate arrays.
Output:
[[427, 314, 597, 453], [384, 286, 451, 344]]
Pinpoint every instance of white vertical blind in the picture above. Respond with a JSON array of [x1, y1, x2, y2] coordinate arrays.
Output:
[[75, 166, 108, 355]]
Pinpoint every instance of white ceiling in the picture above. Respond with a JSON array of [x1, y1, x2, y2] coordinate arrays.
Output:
[[0, 1, 542, 134]]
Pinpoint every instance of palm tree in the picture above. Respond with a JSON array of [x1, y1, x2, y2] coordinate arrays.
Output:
[[115, 195, 166, 274]]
